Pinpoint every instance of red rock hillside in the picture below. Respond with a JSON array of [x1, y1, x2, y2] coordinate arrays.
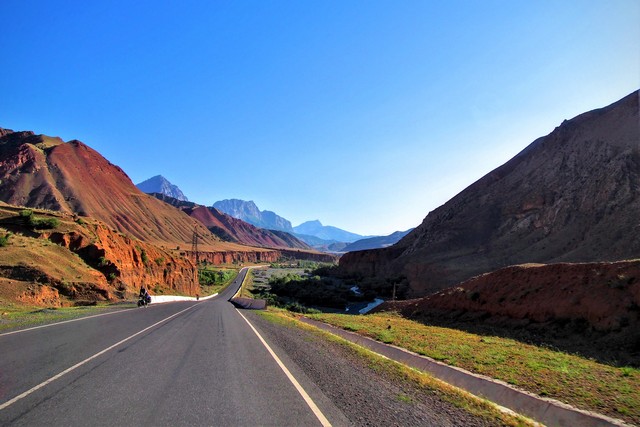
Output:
[[340, 90, 640, 296], [0, 129, 216, 246], [0, 203, 197, 306], [380, 260, 640, 365]]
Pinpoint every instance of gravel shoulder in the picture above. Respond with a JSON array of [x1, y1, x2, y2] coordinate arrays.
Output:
[[245, 310, 510, 427]]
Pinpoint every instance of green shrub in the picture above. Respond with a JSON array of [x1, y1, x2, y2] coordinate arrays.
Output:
[[141, 249, 149, 264], [0, 232, 11, 247], [28, 217, 59, 229], [20, 209, 59, 229]]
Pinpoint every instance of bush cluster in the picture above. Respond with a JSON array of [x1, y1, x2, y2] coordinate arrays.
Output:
[[251, 266, 409, 313], [19, 209, 59, 229], [199, 269, 234, 286], [267, 273, 359, 308]]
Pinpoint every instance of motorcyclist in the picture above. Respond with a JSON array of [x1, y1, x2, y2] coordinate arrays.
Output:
[[139, 286, 151, 306]]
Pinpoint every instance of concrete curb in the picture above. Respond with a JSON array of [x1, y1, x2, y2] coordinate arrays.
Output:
[[230, 297, 267, 310], [150, 293, 218, 304], [300, 318, 631, 427]]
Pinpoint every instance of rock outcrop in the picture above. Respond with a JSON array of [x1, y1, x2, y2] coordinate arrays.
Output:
[[341, 90, 640, 296], [137, 175, 189, 201], [213, 199, 294, 232]]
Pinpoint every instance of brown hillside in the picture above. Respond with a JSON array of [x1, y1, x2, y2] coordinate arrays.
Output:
[[380, 260, 640, 365], [0, 129, 216, 246], [341, 90, 640, 296]]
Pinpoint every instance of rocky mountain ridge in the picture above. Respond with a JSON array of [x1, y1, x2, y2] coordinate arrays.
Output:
[[213, 199, 294, 232], [136, 175, 188, 201]]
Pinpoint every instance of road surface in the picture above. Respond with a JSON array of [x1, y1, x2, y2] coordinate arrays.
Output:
[[0, 268, 339, 426]]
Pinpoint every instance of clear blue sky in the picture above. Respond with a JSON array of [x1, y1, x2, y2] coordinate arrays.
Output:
[[1, 1, 638, 236]]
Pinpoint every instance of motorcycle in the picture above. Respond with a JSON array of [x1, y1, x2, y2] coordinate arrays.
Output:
[[137, 293, 151, 307]]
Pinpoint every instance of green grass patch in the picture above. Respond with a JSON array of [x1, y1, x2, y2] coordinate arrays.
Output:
[[396, 393, 413, 404], [308, 312, 640, 425]]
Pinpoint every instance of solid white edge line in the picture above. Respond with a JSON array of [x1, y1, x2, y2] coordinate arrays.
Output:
[[0, 303, 199, 411], [236, 310, 332, 427]]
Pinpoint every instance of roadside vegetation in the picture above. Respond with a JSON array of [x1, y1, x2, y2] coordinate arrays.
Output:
[[248, 264, 406, 313], [258, 308, 536, 427], [198, 264, 239, 296], [307, 311, 640, 425], [0, 302, 134, 332]]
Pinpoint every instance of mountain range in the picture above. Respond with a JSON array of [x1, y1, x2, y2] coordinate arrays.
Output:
[[134, 177, 411, 252], [151, 194, 311, 251], [211, 199, 394, 250], [340, 90, 640, 296]]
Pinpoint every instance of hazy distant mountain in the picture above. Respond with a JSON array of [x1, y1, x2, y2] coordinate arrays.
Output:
[[137, 175, 188, 201], [212, 199, 294, 232], [292, 233, 347, 252], [294, 220, 366, 243], [340, 90, 640, 296], [342, 229, 414, 252]]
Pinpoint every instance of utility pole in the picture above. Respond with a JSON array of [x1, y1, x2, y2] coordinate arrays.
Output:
[[191, 228, 199, 266]]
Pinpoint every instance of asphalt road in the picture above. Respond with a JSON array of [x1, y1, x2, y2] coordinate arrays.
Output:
[[0, 268, 342, 426]]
